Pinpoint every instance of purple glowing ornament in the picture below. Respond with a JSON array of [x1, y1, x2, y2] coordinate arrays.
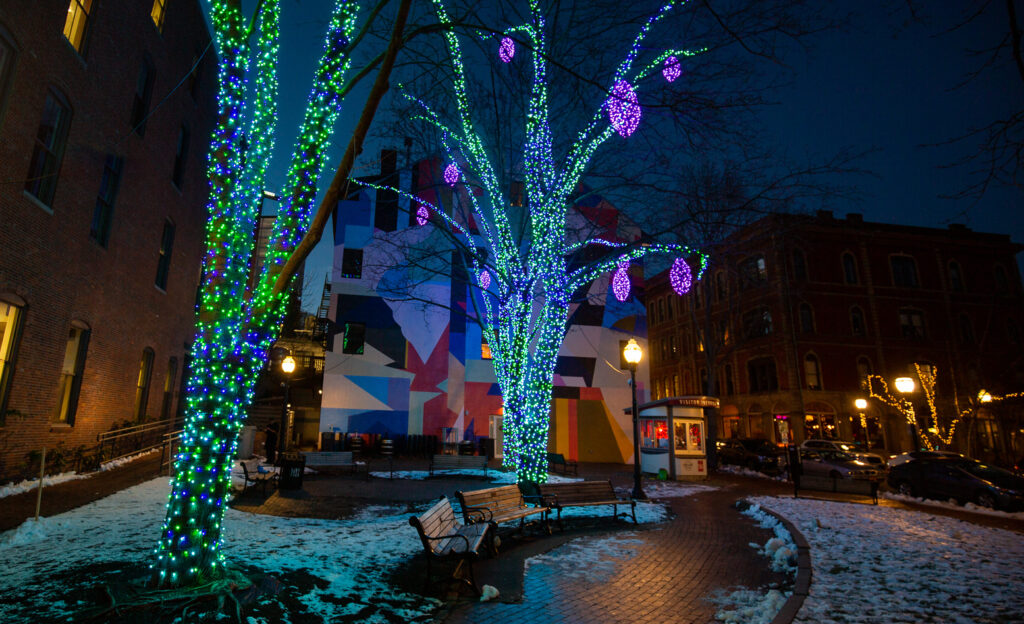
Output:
[[669, 258, 692, 295], [499, 37, 514, 63], [479, 270, 491, 289], [612, 260, 631, 302], [444, 163, 460, 186], [662, 56, 681, 83], [415, 204, 429, 226], [606, 80, 641, 137]]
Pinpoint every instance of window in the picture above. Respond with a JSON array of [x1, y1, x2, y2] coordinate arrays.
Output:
[[716, 318, 730, 346], [130, 55, 155, 136], [899, 308, 925, 340], [739, 255, 767, 289], [25, 89, 72, 208], [481, 340, 492, 360], [850, 306, 866, 336], [658, 299, 666, 323], [959, 314, 975, 345], [54, 324, 90, 424], [693, 283, 704, 309], [994, 265, 1009, 292], [155, 220, 175, 290], [948, 261, 964, 292], [172, 125, 190, 188], [699, 368, 708, 395], [151, 0, 168, 32], [0, 298, 26, 425], [666, 296, 673, 320], [90, 155, 123, 247], [0, 26, 16, 123], [747, 357, 778, 393], [63, 0, 92, 55], [804, 353, 822, 390], [799, 303, 814, 333], [842, 252, 858, 285], [187, 50, 204, 100], [160, 357, 177, 420], [341, 248, 363, 279], [134, 347, 155, 421], [792, 250, 807, 281], [342, 322, 365, 354], [890, 255, 919, 288], [742, 306, 772, 339]]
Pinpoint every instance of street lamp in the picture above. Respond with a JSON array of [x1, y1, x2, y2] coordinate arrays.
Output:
[[278, 355, 296, 462], [853, 398, 869, 438], [623, 338, 646, 500], [894, 376, 918, 449]]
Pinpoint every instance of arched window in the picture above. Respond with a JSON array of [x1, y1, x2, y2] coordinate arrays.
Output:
[[948, 261, 964, 292], [842, 252, 858, 285], [134, 347, 155, 421], [54, 320, 91, 425], [850, 306, 866, 336], [804, 353, 822, 390], [792, 249, 807, 281], [799, 303, 815, 333]]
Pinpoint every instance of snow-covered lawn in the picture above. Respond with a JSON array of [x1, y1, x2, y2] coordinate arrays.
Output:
[[0, 449, 162, 499], [0, 475, 675, 623], [751, 496, 1024, 624], [882, 491, 1024, 520]]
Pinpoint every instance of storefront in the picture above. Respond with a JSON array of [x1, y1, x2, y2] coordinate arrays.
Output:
[[631, 396, 719, 481]]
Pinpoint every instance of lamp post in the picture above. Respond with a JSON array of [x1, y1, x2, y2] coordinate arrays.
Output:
[[854, 397, 868, 431], [623, 338, 646, 500], [278, 355, 296, 461], [894, 376, 918, 449]]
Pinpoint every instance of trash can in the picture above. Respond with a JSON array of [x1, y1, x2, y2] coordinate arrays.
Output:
[[279, 451, 306, 490], [459, 440, 475, 456]]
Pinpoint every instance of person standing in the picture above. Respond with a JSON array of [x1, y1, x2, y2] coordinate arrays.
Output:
[[264, 423, 278, 464]]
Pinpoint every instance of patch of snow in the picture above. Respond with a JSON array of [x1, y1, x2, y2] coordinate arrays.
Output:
[[717, 464, 786, 481], [368, 469, 580, 483], [0, 449, 162, 499], [882, 491, 1024, 520], [751, 495, 1024, 623], [642, 480, 717, 498], [710, 588, 789, 624], [479, 584, 499, 602]]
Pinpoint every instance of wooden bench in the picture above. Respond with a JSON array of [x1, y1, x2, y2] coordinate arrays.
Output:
[[240, 461, 277, 496], [455, 485, 548, 538], [795, 474, 881, 504], [429, 453, 488, 476], [547, 452, 578, 476], [538, 480, 636, 528], [408, 496, 492, 595], [303, 451, 369, 479]]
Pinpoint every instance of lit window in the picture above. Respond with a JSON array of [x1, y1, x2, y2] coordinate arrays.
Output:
[[63, 0, 92, 55], [134, 347, 155, 421], [25, 89, 72, 207], [172, 125, 190, 188], [151, 0, 168, 32], [155, 220, 175, 290], [91, 155, 123, 247], [54, 324, 90, 424], [804, 354, 822, 390], [130, 55, 155, 136], [0, 298, 26, 425], [481, 340, 492, 360]]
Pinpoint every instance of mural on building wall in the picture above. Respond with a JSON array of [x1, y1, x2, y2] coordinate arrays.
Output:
[[320, 159, 650, 462]]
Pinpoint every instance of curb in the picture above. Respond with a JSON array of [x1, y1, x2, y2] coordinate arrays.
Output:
[[760, 507, 811, 624]]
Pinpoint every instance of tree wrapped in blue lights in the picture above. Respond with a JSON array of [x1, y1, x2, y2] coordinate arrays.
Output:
[[151, 0, 412, 588], [392, 0, 708, 483]]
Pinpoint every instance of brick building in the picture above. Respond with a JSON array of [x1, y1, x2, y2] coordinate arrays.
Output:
[[0, 1, 215, 480], [647, 211, 1024, 464]]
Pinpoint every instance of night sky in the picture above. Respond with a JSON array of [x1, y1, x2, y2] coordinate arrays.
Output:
[[201, 1, 1023, 311]]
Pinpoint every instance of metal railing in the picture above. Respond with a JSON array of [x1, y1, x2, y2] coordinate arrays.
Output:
[[159, 429, 184, 476], [96, 417, 183, 464]]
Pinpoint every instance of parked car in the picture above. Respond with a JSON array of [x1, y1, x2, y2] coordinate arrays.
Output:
[[798, 449, 882, 480], [801, 439, 887, 472], [716, 438, 785, 474], [887, 455, 1024, 511], [887, 450, 964, 468]]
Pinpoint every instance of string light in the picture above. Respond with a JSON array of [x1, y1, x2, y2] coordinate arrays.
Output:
[[612, 259, 631, 301], [499, 36, 514, 63], [480, 270, 491, 289], [606, 80, 641, 137], [669, 257, 691, 294], [444, 162, 460, 186], [662, 55, 681, 82], [415, 204, 429, 226]]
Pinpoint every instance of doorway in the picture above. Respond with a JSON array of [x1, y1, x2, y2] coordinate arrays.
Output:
[[489, 414, 503, 459]]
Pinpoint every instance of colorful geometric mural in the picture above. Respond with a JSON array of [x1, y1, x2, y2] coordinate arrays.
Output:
[[320, 158, 650, 463]]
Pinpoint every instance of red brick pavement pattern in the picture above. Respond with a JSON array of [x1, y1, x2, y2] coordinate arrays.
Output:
[[442, 487, 790, 624]]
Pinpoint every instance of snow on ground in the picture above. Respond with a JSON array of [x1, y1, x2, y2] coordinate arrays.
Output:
[[717, 464, 786, 481], [0, 475, 674, 623], [882, 491, 1024, 520], [751, 496, 1024, 624], [642, 479, 718, 498], [367, 468, 580, 483], [707, 503, 796, 624], [0, 449, 162, 499]]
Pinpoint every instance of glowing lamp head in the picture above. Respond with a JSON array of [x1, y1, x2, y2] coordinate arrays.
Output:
[[499, 36, 514, 63], [894, 377, 915, 394], [623, 338, 643, 366], [281, 355, 296, 375], [854, 398, 868, 411], [979, 390, 993, 403]]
